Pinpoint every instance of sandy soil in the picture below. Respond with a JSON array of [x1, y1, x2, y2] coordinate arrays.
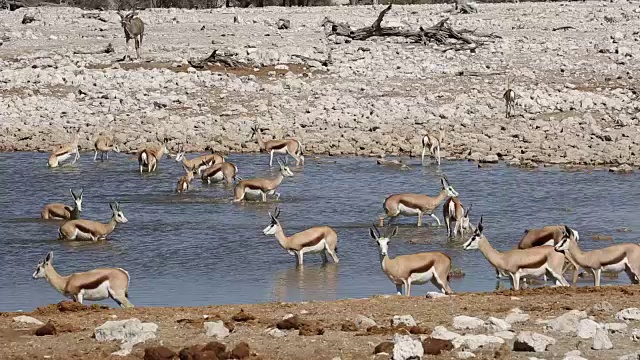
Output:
[[2, 286, 640, 359]]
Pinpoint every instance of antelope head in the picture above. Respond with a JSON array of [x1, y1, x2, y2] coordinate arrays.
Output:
[[555, 225, 579, 252], [32, 251, 53, 279], [369, 224, 398, 257], [262, 207, 281, 235], [175, 145, 186, 162], [460, 203, 472, 231], [278, 158, 294, 177], [463, 216, 484, 250], [70, 188, 83, 212], [441, 175, 459, 197], [110, 202, 128, 224]]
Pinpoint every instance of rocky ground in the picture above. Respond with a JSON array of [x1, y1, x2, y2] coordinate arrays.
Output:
[[1, 286, 640, 359], [0, 2, 639, 166]]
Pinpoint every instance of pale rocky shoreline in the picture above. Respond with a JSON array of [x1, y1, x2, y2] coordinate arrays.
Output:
[[0, 2, 639, 168]]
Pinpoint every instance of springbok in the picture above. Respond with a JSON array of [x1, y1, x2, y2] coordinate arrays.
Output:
[[463, 216, 569, 290], [503, 77, 516, 118], [175, 146, 224, 175], [117, 9, 144, 60], [58, 202, 128, 241], [176, 164, 196, 193], [48, 128, 80, 168], [369, 225, 453, 296], [508, 225, 581, 284], [138, 136, 169, 173], [233, 158, 294, 202], [380, 176, 459, 227], [251, 124, 304, 167], [555, 226, 640, 286], [94, 132, 120, 161], [262, 207, 339, 265], [41, 189, 83, 220], [201, 162, 239, 185], [421, 126, 445, 166], [32, 252, 133, 308], [443, 198, 471, 238]]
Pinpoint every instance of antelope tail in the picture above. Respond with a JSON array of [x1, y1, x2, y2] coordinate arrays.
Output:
[[141, 151, 148, 165]]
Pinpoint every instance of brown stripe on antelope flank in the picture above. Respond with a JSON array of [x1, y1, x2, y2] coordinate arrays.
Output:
[[204, 167, 222, 177], [601, 252, 627, 267], [398, 198, 424, 211], [299, 233, 324, 249], [74, 223, 97, 237], [408, 260, 435, 276], [244, 183, 266, 190], [530, 233, 556, 247], [53, 148, 71, 156], [519, 256, 548, 269], [269, 142, 289, 150], [68, 275, 110, 293]]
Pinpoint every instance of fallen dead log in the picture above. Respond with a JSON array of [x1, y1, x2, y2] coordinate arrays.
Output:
[[81, 12, 109, 23], [552, 26, 576, 31], [22, 14, 36, 24], [188, 49, 252, 68], [291, 53, 332, 67], [321, 4, 496, 51], [73, 43, 114, 55]]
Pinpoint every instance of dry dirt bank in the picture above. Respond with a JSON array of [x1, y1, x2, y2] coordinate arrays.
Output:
[[0, 3, 639, 168], [2, 286, 640, 359]]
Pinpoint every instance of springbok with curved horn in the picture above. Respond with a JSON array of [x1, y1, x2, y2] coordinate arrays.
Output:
[[58, 202, 128, 241], [138, 135, 169, 173], [421, 125, 444, 166], [233, 158, 293, 202], [555, 226, 640, 286], [48, 128, 80, 168], [251, 124, 304, 167], [463, 216, 569, 290], [94, 131, 120, 162], [262, 207, 339, 265], [201, 162, 238, 185], [175, 145, 224, 175], [117, 7, 145, 60], [32, 252, 133, 308], [443, 198, 472, 238], [176, 164, 196, 193], [41, 189, 83, 220], [503, 77, 516, 118], [369, 225, 453, 296], [380, 176, 459, 227], [507, 225, 581, 284]]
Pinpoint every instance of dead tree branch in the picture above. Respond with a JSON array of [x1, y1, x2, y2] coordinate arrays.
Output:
[[73, 43, 114, 55], [188, 49, 251, 68], [321, 4, 496, 51]]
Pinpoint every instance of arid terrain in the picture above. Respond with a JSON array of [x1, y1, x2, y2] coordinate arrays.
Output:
[[2, 286, 640, 359], [0, 2, 639, 167]]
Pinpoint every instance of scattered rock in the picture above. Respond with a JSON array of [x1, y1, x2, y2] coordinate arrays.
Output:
[[95, 319, 158, 357], [505, 312, 530, 324], [452, 334, 505, 351], [431, 326, 461, 341], [591, 302, 614, 313], [57, 300, 92, 312], [13, 315, 44, 325], [546, 310, 587, 333], [493, 331, 516, 340], [577, 319, 600, 339], [355, 315, 377, 330], [392, 315, 416, 327], [232, 309, 256, 322], [592, 326, 613, 350], [606, 323, 628, 334], [341, 321, 358, 332], [592, 234, 614, 241], [143, 346, 178, 360], [266, 328, 286, 338], [204, 320, 230, 339], [374, 341, 394, 354], [616, 308, 640, 321], [34, 321, 57, 336], [486, 317, 511, 332], [392, 334, 423, 360], [178, 341, 226, 360], [276, 315, 302, 330], [618, 353, 640, 360], [513, 331, 556, 352], [298, 320, 324, 336], [457, 351, 476, 359], [425, 292, 449, 299], [632, 328, 640, 341], [277, 18, 290, 30], [453, 315, 485, 330], [231, 342, 250, 359], [422, 337, 453, 355]]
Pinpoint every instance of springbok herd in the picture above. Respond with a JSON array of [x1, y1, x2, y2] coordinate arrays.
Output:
[[32, 124, 640, 308]]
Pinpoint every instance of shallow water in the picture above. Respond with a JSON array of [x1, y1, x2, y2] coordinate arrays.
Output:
[[0, 152, 638, 311]]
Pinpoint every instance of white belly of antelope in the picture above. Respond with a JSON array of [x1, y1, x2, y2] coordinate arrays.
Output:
[[271, 147, 288, 154], [244, 188, 265, 199], [517, 265, 547, 278], [409, 268, 435, 285], [602, 258, 628, 273], [82, 281, 110, 301], [72, 229, 94, 241], [301, 240, 327, 254], [209, 171, 224, 182], [57, 153, 72, 163], [398, 203, 420, 216]]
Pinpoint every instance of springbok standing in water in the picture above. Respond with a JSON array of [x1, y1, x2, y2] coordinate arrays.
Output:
[[94, 131, 120, 161], [380, 176, 459, 227], [555, 226, 640, 287], [32, 252, 134, 308], [48, 128, 80, 168], [369, 225, 453, 296], [58, 202, 128, 241], [251, 124, 304, 167], [443, 198, 471, 239], [421, 126, 444, 166], [233, 158, 293, 202], [262, 207, 339, 265], [201, 162, 239, 185], [175, 145, 224, 175], [138, 135, 169, 173], [41, 189, 83, 220]]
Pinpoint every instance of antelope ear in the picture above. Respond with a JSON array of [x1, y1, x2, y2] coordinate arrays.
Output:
[[79, 188, 84, 197], [45, 252, 53, 263], [110, 203, 115, 211], [564, 225, 572, 237], [390, 226, 398, 238], [369, 228, 377, 240], [478, 216, 484, 233], [70, 189, 75, 198]]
